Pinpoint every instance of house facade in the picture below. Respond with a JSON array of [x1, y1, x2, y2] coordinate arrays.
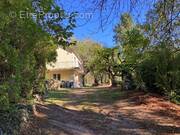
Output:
[[46, 47, 83, 88]]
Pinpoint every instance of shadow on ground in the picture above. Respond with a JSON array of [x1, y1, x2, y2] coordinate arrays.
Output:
[[47, 87, 130, 105], [34, 103, 180, 135], [34, 87, 180, 135]]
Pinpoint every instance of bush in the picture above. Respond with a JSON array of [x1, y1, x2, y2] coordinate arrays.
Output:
[[0, 106, 21, 135], [135, 54, 161, 93], [0, 93, 9, 111], [137, 44, 180, 102], [169, 91, 180, 104], [0, 104, 33, 135], [0, 84, 10, 110]]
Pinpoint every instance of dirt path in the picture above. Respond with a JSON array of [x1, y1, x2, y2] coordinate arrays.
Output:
[[32, 88, 180, 135]]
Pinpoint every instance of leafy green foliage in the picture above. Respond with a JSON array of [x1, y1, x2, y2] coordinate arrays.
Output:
[[88, 47, 121, 86], [138, 45, 180, 96], [70, 39, 102, 72], [0, 104, 33, 135], [138, 0, 180, 102], [69, 39, 102, 85], [0, 0, 76, 109], [114, 13, 149, 89], [114, 8, 179, 102]]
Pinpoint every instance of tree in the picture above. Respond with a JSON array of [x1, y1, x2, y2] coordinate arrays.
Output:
[[68, 0, 157, 28], [69, 39, 102, 86], [88, 47, 121, 86], [139, 0, 180, 100], [145, 0, 179, 46], [0, 0, 76, 109], [113, 3, 180, 102], [114, 13, 149, 89]]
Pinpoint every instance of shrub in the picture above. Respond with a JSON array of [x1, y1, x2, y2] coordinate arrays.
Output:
[[0, 104, 33, 135], [137, 44, 180, 101]]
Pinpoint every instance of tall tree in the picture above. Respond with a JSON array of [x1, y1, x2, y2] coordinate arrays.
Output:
[[114, 13, 149, 89], [88, 47, 121, 86], [141, 0, 180, 99], [69, 39, 102, 86], [0, 0, 76, 109], [145, 0, 179, 46]]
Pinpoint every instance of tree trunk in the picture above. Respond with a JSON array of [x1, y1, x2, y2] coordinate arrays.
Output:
[[82, 74, 85, 86], [108, 73, 116, 87], [100, 74, 103, 84], [111, 75, 117, 87], [94, 77, 99, 86]]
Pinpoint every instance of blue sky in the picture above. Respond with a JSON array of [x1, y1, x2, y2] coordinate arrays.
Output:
[[58, 0, 155, 48]]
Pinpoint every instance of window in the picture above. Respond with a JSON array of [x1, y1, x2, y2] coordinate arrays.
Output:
[[53, 74, 56, 79], [53, 74, 61, 80], [57, 74, 61, 80]]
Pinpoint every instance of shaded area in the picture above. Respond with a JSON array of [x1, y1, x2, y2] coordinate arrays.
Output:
[[34, 103, 149, 135], [47, 87, 129, 105], [33, 87, 180, 135]]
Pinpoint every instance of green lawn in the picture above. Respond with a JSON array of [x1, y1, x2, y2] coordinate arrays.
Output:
[[46, 87, 127, 111]]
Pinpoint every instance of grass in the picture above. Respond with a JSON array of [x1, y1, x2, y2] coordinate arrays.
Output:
[[47, 90, 71, 101], [85, 89, 126, 103], [38, 88, 180, 135], [45, 88, 127, 111], [47, 88, 126, 102]]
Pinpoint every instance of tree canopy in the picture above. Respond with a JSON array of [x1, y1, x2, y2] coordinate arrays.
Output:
[[0, 0, 76, 110]]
